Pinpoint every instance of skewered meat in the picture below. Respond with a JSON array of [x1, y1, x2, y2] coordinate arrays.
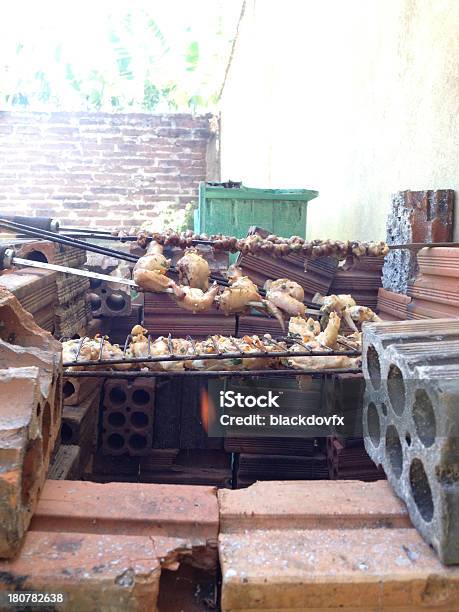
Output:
[[265, 278, 306, 318], [134, 230, 389, 261], [171, 282, 220, 313], [176, 248, 210, 291], [133, 241, 173, 293], [218, 266, 262, 315]]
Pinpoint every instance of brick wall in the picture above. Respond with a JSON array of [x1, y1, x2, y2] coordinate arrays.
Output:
[[0, 111, 217, 228]]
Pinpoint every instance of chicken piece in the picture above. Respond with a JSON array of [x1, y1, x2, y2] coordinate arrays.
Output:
[[176, 248, 210, 291], [237, 335, 284, 370], [218, 266, 262, 315], [129, 335, 192, 371], [288, 353, 361, 371], [190, 335, 243, 371], [133, 241, 173, 292], [265, 278, 305, 302], [347, 305, 382, 324], [315, 311, 341, 348], [264, 278, 306, 318], [172, 282, 219, 313], [288, 316, 321, 341], [320, 294, 356, 314]]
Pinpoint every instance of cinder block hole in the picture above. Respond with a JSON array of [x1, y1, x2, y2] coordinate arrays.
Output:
[[381, 403, 388, 416], [61, 422, 73, 444], [41, 402, 51, 457], [25, 250, 48, 263], [129, 433, 148, 450], [367, 402, 381, 447], [385, 425, 403, 478], [405, 432, 412, 446], [106, 293, 127, 311], [107, 432, 125, 450], [409, 458, 434, 522], [109, 387, 127, 405], [21, 437, 43, 505], [131, 411, 149, 428], [63, 380, 75, 399], [387, 364, 405, 415], [89, 278, 102, 289], [412, 389, 436, 447], [366, 345, 381, 389], [132, 389, 151, 405], [89, 293, 102, 311], [107, 411, 126, 427]]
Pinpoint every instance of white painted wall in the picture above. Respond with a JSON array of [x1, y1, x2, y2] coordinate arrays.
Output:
[[220, 0, 459, 241]]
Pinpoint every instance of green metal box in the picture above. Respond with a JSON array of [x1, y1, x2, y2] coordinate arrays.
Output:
[[195, 183, 318, 241]]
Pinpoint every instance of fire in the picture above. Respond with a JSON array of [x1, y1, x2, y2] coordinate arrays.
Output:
[[200, 386, 217, 434]]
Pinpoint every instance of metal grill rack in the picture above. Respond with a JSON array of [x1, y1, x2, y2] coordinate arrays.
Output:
[[63, 332, 362, 378]]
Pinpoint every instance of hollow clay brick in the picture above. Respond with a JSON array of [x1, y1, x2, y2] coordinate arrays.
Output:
[[0, 289, 62, 558]]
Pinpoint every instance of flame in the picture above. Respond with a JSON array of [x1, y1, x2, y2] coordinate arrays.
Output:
[[200, 386, 216, 434]]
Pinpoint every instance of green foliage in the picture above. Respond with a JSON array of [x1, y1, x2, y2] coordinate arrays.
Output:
[[0, 2, 241, 112]]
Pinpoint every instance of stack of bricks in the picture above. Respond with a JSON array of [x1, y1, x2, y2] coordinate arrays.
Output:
[[225, 376, 328, 488], [0, 111, 213, 229], [324, 372, 384, 481], [0, 267, 57, 332], [0, 288, 62, 558], [407, 247, 459, 320], [55, 386, 102, 479], [7, 239, 91, 337], [363, 318, 459, 564], [381, 189, 454, 295]]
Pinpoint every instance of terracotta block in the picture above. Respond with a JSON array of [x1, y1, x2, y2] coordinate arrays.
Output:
[[63, 375, 101, 406], [417, 247, 459, 278], [219, 480, 409, 532], [0, 531, 160, 612], [408, 273, 459, 308], [32, 480, 219, 544], [220, 527, 459, 611]]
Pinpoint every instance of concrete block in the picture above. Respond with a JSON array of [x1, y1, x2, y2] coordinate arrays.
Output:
[[363, 320, 459, 564], [382, 190, 454, 294]]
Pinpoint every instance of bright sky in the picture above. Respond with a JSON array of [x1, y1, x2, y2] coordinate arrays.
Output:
[[0, 0, 243, 111]]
